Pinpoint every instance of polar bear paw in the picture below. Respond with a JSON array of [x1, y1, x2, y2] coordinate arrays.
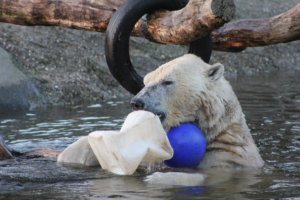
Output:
[[144, 172, 206, 186]]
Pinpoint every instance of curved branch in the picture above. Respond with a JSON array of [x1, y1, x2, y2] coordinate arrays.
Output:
[[212, 3, 300, 48]]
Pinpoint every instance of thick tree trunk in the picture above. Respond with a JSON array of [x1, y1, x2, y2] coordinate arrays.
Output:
[[212, 3, 300, 48], [0, 0, 234, 45], [132, 0, 235, 45], [0, 0, 123, 32]]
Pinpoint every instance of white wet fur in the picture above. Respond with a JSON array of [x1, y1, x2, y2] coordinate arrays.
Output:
[[144, 172, 206, 186], [139, 54, 264, 168], [58, 54, 264, 186]]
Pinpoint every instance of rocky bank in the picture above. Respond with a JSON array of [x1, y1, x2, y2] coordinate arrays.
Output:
[[0, 0, 299, 110]]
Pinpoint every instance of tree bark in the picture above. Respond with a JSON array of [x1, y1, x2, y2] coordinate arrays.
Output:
[[133, 0, 235, 45], [0, 0, 299, 49], [212, 3, 300, 48], [0, 0, 123, 32], [0, 0, 234, 45]]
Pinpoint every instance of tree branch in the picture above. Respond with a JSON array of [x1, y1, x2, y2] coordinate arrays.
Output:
[[0, 0, 123, 32], [212, 3, 300, 48], [133, 0, 235, 45], [0, 0, 299, 50], [0, 0, 234, 45]]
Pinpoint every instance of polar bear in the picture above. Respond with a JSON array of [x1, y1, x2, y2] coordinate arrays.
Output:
[[131, 54, 264, 168], [1, 54, 264, 170]]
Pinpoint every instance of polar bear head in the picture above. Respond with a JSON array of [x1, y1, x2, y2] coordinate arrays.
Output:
[[130, 54, 242, 142]]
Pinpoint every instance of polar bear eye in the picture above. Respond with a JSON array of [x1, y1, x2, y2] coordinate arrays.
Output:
[[163, 80, 174, 86]]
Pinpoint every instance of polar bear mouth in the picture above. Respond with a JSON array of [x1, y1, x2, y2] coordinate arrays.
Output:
[[155, 112, 166, 124]]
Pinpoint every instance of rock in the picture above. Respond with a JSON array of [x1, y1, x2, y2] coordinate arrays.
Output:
[[0, 0, 298, 107], [0, 47, 43, 111]]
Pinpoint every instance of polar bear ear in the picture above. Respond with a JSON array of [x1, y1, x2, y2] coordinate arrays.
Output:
[[208, 63, 224, 81]]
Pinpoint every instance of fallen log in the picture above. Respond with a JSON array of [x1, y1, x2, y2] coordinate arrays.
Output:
[[0, 0, 299, 50], [212, 3, 300, 48], [0, 0, 234, 45], [132, 0, 235, 45], [0, 0, 122, 32]]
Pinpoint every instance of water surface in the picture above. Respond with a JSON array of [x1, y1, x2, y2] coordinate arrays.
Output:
[[0, 69, 300, 199]]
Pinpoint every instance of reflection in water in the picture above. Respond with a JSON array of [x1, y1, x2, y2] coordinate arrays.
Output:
[[0, 69, 300, 199], [0, 101, 129, 152]]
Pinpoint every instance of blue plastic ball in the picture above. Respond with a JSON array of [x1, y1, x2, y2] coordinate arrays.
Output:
[[163, 123, 206, 168]]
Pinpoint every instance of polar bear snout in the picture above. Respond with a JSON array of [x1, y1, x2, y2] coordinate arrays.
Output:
[[130, 98, 144, 111], [131, 94, 166, 124]]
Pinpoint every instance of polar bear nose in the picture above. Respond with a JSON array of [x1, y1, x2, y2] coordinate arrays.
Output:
[[130, 99, 144, 111]]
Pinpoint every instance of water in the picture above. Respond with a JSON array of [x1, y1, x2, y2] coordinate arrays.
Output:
[[0, 69, 300, 199]]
